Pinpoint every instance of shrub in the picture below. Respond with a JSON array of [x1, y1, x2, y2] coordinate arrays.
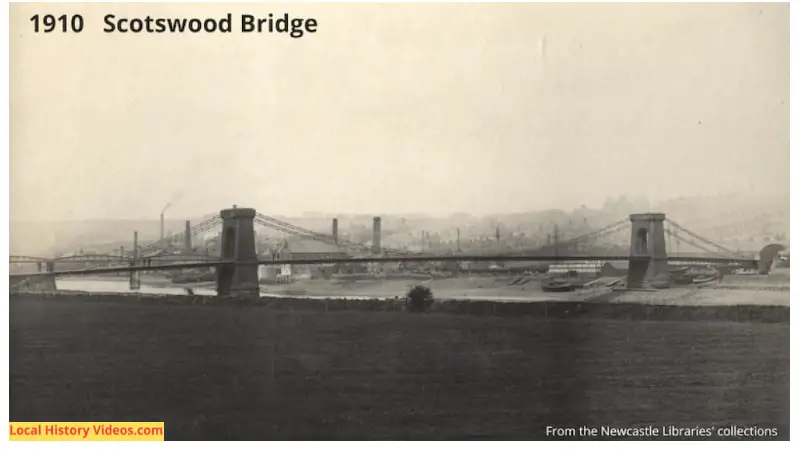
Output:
[[406, 285, 434, 313]]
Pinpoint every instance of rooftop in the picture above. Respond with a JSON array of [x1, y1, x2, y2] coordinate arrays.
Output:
[[282, 237, 346, 255]]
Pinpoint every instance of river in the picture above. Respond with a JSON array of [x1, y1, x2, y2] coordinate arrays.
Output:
[[54, 277, 388, 301], [57, 277, 218, 296]]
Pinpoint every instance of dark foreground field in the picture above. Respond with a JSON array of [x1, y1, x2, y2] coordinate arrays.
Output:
[[10, 296, 790, 440]]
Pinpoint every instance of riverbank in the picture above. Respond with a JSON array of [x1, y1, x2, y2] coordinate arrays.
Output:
[[11, 290, 789, 323], [54, 273, 790, 308]]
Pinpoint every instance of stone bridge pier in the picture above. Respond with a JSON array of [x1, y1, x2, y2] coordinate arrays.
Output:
[[215, 207, 260, 299], [627, 213, 671, 289]]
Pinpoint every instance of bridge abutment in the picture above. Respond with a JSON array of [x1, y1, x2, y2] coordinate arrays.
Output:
[[216, 207, 260, 299], [10, 274, 57, 293], [758, 243, 786, 274], [627, 213, 670, 289]]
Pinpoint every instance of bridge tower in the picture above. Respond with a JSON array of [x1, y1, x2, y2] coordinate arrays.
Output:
[[216, 207, 260, 299], [627, 213, 670, 289]]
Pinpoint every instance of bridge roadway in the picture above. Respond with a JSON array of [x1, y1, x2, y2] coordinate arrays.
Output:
[[10, 254, 221, 263], [9, 254, 757, 278]]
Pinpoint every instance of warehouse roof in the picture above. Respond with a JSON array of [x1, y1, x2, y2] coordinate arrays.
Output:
[[283, 237, 345, 255]]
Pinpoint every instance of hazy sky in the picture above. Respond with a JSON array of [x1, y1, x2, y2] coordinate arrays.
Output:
[[10, 3, 789, 220]]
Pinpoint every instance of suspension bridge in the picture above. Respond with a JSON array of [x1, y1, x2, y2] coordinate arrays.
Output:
[[10, 206, 780, 297]]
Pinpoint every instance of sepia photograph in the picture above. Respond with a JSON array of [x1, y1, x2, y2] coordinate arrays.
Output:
[[7, 1, 791, 441]]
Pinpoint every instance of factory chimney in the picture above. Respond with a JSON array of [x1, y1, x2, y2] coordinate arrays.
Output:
[[133, 231, 139, 261], [372, 217, 381, 254], [332, 218, 339, 243], [184, 220, 192, 254]]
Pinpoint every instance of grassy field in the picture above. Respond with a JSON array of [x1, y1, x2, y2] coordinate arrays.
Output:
[[10, 296, 790, 440]]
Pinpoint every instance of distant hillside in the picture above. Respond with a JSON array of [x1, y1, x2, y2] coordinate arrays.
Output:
[[9, 218, 210, 256], [9, 194, 789, 257]]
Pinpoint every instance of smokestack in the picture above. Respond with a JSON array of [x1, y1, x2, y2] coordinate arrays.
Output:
[[159, 213, 165, 247], [372, 216, 381, 254], [332, 218, 339, 243], [457, 228, 461, 251], [184, 220, 192, 253], [553, 224, 560, 257], [130, 231, 141, 291]]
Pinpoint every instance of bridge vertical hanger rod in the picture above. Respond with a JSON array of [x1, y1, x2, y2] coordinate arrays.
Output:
[[665, 219, 741, 257]]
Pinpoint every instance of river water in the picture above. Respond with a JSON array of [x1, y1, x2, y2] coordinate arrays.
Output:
[[51, 275, 791, 307], [57, 278, 218, 296], [54, 277, 386, 300]]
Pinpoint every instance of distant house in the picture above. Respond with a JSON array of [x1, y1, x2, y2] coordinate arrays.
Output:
[[269, 238, 348, 261], [464, 261, 492, 272], [501, 261, 550, 273], [263, 237, 348, 282], [441, 260, 461, 273], [366, 261, 405, 275], [344, 249, 402, 275], [548, 261, 603, 276]]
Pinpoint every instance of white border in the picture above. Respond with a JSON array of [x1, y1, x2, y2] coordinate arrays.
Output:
[[2, 1, 795, 448]]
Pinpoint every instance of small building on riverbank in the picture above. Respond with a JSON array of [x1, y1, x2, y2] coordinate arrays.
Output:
[[261, 237, 347, 283]]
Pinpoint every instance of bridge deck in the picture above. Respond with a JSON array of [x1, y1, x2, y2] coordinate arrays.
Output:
[[9, 255, 758, 278]]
